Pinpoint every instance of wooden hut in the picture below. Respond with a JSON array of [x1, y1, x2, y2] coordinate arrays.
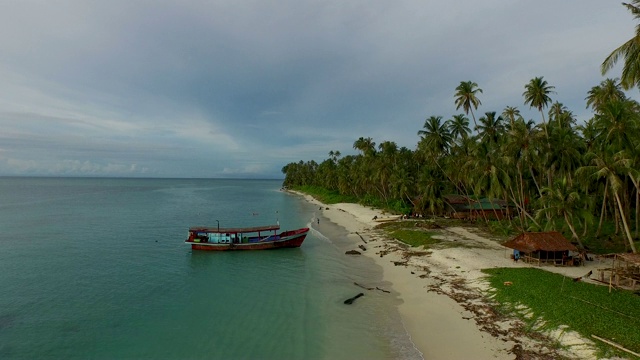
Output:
[[502, 231, 579, 266], [443, 195, 510, 220]]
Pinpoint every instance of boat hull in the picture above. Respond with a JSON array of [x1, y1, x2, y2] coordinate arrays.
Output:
[[186, 228, 309, 251]]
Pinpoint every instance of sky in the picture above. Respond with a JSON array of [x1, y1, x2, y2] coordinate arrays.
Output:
[[0, 1, 636, 178]]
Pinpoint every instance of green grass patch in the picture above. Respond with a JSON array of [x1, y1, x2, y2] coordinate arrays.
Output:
[[483, 267, 640, 357], [389, 229, 440, 248], [293, 185, 358, 204]]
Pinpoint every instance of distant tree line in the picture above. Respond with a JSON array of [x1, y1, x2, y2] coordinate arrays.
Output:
[[282, 2, 640, 253]]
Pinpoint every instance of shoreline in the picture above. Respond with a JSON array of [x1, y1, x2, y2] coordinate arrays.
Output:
[[291, 191, 605, 360]]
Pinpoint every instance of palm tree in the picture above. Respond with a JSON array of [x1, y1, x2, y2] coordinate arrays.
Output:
[[502, 106, 522, 128], [594, 99, 639, 152], [601, 1, 640, 89], [417, 116, 453, 156], [576, 150, 637, 253], [446, 114, 471, 141], [523, 76, 555, 130], [476, 111, 504, 145], [536, 177, 590, 248], [585, 78, 626, 112], [353, 137, 376, 157], [454, 81, 483, 128]]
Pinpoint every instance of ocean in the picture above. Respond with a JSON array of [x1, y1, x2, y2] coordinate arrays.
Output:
[[0, 177, 422, 359]]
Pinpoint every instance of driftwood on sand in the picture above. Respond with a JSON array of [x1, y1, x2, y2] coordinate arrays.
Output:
[[343, 293, 364, 304], [354, 282, 391, 293]]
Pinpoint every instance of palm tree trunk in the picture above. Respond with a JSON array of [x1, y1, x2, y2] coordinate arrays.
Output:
[[564, 212, 584, 248], [597, 181, 608, 237], [614, 191, 637, 253], [529, 165, 542, 197], [628, 172, 639, 238], [508, 190, 540, 228]]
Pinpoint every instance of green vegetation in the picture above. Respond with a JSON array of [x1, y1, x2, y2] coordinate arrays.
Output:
[[282, 2, 640, 254], [294, 185, 358, 204], [375, 220, 469, 249], [389, 228, 439, 248], [484, 268, 640, 357]]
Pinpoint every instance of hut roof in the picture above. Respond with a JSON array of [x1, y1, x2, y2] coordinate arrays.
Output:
[[502, 231, 578, 253], [443, 194, 469, 205]]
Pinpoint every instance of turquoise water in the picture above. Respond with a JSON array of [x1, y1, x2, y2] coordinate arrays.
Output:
[[0, 178, 421, 359]]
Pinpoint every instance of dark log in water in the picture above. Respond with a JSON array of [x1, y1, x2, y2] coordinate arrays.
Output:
[[343, 293, 364, 304]]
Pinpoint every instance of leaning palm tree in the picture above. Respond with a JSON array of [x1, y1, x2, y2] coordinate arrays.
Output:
[[602, 1, 640, 89], [454, 81, 483, 128], [576, 150, 637, 253], [523, 76, 555, 130], [535, 177, 590, 249]]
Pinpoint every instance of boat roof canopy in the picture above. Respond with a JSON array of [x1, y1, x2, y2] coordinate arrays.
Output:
[[189, 224, 280, 234]]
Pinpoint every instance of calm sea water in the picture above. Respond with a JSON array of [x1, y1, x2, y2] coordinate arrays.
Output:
[[0, 178, 421, 360]]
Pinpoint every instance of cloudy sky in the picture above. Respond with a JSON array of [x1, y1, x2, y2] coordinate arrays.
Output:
[[0, 1, 635, 178]]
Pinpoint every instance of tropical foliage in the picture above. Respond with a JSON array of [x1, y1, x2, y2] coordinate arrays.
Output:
[[283, 3, 640, 253], [282, 74, 640, 253]]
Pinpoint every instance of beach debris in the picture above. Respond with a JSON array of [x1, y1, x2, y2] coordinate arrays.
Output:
[[345, 250, 361, 255], [358, 244, 367, 251], [356, 231, 368, 244], [393, 260, 407, 266], [343, 293, 364, 305], [503, 281, 513, 286], [354, 282, 374, 290], [353, 282, 390, 294], [592, 334, 640, 358], [573, 270, 593, 282]]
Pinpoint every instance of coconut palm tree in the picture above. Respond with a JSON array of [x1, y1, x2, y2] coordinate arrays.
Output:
[[476, 111, 504, 145], [446, 114, 471, 141], [602, 1, 640, 89], [353, 137, 376, 157], [417, 116, 453, 157], [536, 177, 590, 248], [577, 150, 637, 253], [502, 106, 522, 128], [454, 81, 483, 128], [585, 78, 626, 112], [523, 76, 555, 130]]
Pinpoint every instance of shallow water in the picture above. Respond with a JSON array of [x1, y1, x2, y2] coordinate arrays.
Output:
[[0, 177, 421, 359]]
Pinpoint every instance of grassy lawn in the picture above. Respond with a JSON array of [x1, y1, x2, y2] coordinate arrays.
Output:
[[483, 267, 640, 357], [376, 220, 469, 249]]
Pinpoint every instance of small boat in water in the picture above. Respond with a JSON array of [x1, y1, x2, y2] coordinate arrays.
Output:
[[185, 224, 309, 251]]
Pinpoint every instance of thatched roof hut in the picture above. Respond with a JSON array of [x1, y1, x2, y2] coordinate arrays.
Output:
[[503, 231, 578, 253], [503, 231, 578, 265]]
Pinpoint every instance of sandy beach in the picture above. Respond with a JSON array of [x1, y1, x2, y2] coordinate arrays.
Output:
[[292, 191, 611, 360]]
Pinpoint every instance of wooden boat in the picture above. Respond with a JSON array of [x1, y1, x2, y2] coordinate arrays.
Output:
[[185, 224, 309, 251]]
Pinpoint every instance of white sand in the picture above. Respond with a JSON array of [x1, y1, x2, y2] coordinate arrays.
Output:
[[293, 192, 609, 360]]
